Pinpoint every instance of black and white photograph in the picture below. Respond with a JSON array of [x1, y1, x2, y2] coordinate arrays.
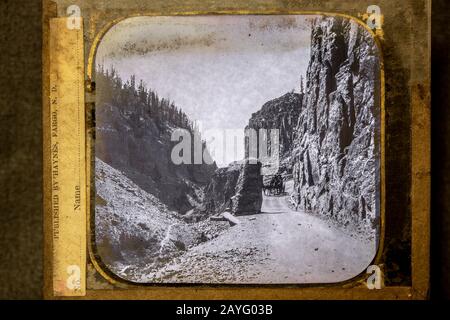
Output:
[[94, 14, 381, 284]]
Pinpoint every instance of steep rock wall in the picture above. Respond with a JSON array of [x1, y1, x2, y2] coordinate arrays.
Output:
[[292, 17, 381, 236], [202, 162, 242, 215], [246, 92, 303, 174]]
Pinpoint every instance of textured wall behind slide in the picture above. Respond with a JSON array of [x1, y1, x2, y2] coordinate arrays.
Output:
[[0, 0, 43, 299]]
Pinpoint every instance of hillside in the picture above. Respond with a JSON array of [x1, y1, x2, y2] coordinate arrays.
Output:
[[95, 68, 217, 214], [95, 158, 229, 282]]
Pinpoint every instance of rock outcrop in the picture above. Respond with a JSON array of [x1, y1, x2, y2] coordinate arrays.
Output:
[[199, 160, 263, 217], [232, 160, 263, 216], [246, 92, 303, 174], [291, 16, 381, 236]]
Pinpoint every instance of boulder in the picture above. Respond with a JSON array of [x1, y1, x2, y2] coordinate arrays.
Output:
[[232, 160, 263, 216], [201, 160, 263, 217], [221, 212, 241, 226]]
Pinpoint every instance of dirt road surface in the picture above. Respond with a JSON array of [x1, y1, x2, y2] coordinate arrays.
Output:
[[139, 181, 377, 284]]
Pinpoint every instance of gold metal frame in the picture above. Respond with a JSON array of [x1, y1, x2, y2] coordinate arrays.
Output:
[[86, 10, 386, 289], [43, 0, 430, 300]]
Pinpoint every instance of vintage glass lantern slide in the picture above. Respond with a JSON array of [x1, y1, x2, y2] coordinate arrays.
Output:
[[43, 0, 430, 300], [93, 15, 382, 284]]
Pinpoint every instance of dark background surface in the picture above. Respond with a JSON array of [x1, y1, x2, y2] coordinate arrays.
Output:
[[0, 0, 448, 299], [430, 0, 450, 301], [0, 1, 43, 299]]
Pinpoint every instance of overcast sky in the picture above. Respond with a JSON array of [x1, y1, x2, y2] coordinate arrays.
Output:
[[96, 15, 314, 166]]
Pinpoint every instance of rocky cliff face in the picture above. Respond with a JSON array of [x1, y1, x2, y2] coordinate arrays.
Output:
[[202, 162, 242, 215], [96, 102, 216, 214], [292, 17, 381, 236], [246, 92, 303, 173], [198, 160, 263, 217]]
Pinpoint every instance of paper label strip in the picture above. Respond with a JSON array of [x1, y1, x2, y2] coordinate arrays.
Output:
[[49, 18, 86, 297]]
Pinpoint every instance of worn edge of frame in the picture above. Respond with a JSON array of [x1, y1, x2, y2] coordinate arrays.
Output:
[[410, 0, 431, 300], [43, 0, 57, 300]]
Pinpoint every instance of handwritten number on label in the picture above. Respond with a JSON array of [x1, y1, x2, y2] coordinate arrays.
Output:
[[67, 5, 81, 30]]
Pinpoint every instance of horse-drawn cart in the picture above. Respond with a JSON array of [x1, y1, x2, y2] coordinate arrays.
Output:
[[262, 174, 285, 196]]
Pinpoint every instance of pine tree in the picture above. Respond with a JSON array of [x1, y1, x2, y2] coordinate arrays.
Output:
[[95, 66, 200, 133]]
